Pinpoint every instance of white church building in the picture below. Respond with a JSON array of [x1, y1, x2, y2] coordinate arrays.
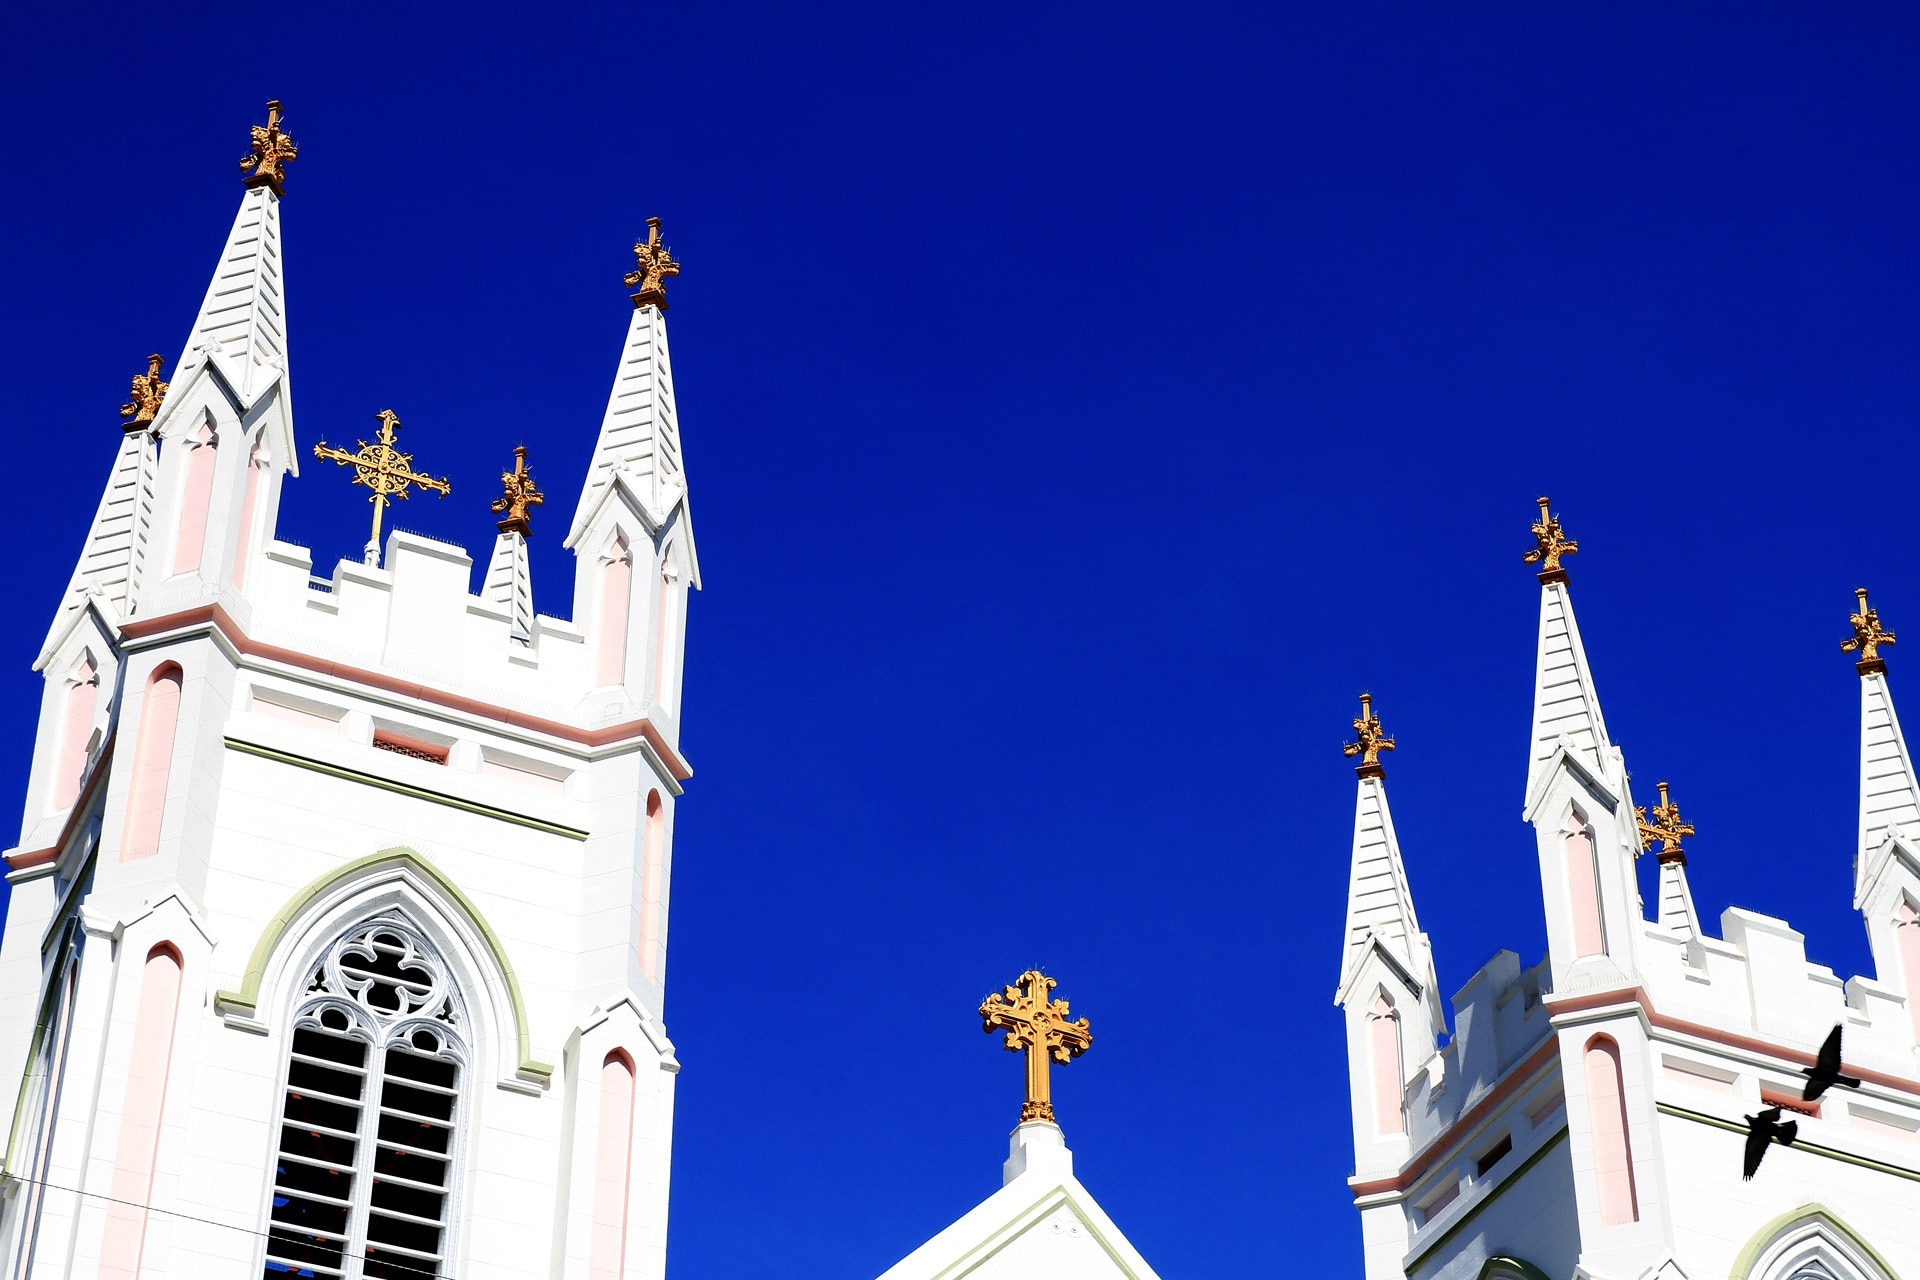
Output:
[[1337, 505, 1920, 1280], [0, 104, 1163, 1280]]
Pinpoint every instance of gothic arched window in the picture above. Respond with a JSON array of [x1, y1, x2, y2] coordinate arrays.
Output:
[[262, 915, 467, 1279]]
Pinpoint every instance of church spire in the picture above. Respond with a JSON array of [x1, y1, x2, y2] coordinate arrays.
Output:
[[33, 360, 166, 667], [1637, 780, 1702, 937], [167, 101, 297, 415], [1335, 696, 1443, 1036], [1523, 496, 1615, 808], [565, 218, 700, 587], [1847, 589, 1920, 907]]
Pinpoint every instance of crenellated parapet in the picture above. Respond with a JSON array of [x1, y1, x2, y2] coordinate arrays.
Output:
[[1340, 501, 1920, 1280]]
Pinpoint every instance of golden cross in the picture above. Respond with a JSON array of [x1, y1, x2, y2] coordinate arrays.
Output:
[[624, 217, 682, 309], [1342, 692, 1395, 778], [312, 410, 451, 564], [1523, 496, 1578, 581], [979, 971, 1092, 1125], [1635, 780, 1696, 865], [491, 445, 545, 537], [119, 353, 168, 430], [240, 100, 299, 196], [1843, 587, 1895, 674]]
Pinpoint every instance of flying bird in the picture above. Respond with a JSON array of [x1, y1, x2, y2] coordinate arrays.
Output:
[[1743, 1106, 1798, 1180], [1801, 1025, 1862, 1101]]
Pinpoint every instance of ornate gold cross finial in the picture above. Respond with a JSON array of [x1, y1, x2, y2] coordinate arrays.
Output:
[[1843, 587, 1895, 675], [624, 217, 682, 310], [1635, 780, 1696, 865], [240, 99, 299, 196], [491, 445, 545, 537], [313, 410, 452, 565], [1342, 692, 1396, 779], [1523, 496, 1578, 583], [119, 353, 169, 430], [980, 971, 1092, 1125]]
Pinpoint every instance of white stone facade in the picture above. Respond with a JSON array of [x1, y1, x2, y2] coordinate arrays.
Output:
[[0, 146, 696, 1279], [1338, 556, 1920, 1280]]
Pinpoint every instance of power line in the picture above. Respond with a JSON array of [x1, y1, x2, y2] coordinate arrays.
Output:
[[5, 1172, 446, 1280]]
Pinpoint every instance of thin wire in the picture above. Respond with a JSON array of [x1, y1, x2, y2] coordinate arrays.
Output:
[[4, 1172, 446, 1280]]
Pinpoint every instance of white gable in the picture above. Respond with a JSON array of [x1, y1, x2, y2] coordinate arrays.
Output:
[[878, 1124, 1162, 1280]]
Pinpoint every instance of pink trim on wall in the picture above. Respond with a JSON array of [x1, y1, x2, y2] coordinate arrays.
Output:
[[1346, 1039, 1561, 1198], [170, 422, 218, 577], [1565, 829, 1606, 958], [54, 656, 98, 810], [230, 434, 267, 592], [1369, 994, 1403, 1137], [588, 1050, 637, 1280], [98, 945, 184, 1280], [121, 666, 182, 862], [1898, 901, 1920, 1043], [118, 604, 693, 777], [1545, 985, 1920, 1097], [640, 792, 664, 983], [1583, 1035, 1639, 1226], [6, 730, 116, 872], [597, 538, 632, 688]]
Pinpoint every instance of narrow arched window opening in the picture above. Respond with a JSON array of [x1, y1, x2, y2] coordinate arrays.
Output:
[[171, 418, 218, 577], [1584, 1034, 1638, 1225], [122, 664, 182, 862], [261, 916, 468, 1280], [596, 535, 632, 688], [232, 431, 270, 592], [1896, 899, 1920, 1042], [1368, 992, 1403, 1137], [588, 1050, 637, 1280], [53, 653, 99, 811], [1564, 822, 1606, 958], [640, 792, 665, 983]]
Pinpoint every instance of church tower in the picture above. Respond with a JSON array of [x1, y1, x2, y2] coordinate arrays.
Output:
[[1337, 502, 1920, 1280], [0, 103, 700, 1280]]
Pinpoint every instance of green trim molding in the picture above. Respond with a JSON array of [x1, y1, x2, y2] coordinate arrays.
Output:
[[1657, 1103, 1920, 1184], [214, 847, 554, 1080], [1476, 1258, 1551, 1280], [1727, 1203, 1903, 1280], [224, 738, 588, 841]]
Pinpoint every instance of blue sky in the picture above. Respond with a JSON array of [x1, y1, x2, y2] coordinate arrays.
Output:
[[6, 4, 1920, 1274]]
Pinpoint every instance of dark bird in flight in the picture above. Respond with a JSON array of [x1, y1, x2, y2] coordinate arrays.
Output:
[[1801, 1025, 1862, 1101], [1743, 1107, 1798, 1180]]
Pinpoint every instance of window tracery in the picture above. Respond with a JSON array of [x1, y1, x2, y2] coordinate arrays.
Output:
[[263, 915, 466, 1280]]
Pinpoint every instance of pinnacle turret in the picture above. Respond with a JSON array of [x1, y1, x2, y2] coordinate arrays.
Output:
[[1335, 696, 1444, 1039], [1523, 497, 1615, 809]]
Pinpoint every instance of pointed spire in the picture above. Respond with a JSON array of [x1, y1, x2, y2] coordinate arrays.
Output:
[[171, 101, 299, 413], [1336, 696, 1442, 1032], [1848, 590, 1920, 904], [484, 446, 542, 644], [1637, 781, 1701, 935], [36, 377, 162, 664], [1524, 497, 1613, 804], [567, 223, 700, 585]]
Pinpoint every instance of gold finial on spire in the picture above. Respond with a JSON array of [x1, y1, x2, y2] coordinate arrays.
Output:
[[491, 445, 545, 537], [979, 971, 1092, 1126], [1844, 587, 1895, 676], [1523, 495, 1578, 583], [624, 217, 682, 309], [118, 353, 169, 430], [1342, 692, 1396, 779], [313, 410, 451, 565], [1635, 780, 1696, 865], [240, 100, 299, 196]]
